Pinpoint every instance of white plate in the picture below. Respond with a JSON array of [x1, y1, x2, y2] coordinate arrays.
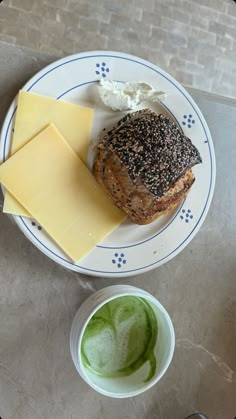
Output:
[[0, 51, 216, 278]]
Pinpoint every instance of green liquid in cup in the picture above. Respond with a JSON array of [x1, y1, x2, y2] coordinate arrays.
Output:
[[81, 296, 158, 382]]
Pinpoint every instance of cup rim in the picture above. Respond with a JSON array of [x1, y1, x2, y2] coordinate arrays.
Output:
[[71, 285, 175, 398]]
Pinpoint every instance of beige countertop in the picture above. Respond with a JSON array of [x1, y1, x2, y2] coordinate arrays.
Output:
[[0, 42, 235, 419]]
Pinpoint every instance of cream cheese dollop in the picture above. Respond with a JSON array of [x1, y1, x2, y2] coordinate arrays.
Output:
[[97, 80, 167, 111]]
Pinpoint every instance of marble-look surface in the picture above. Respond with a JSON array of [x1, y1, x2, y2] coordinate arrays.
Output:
[[1, 0, 236, 98], [0, 42, 235, 419]]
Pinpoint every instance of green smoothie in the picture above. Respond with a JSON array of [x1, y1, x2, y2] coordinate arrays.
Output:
[[81, 296, 158, 382]]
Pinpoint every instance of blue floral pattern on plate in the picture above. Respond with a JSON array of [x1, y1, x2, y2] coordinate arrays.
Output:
[[31, 221, 42, 231], [95, 62, 110, 78], [182, 114, 195, 128], [180, 209, 193, 223], [112, 253, 126, 268]]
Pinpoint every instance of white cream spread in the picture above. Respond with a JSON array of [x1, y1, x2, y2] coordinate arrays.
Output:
[[97, 80, 167, 111]]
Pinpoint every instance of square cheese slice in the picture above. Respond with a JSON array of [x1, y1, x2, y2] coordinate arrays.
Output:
[[4, 90, 94, 217], [0, 124, 125, 262]]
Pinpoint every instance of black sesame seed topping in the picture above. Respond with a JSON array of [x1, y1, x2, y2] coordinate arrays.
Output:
[[100, 109, 202, 198]]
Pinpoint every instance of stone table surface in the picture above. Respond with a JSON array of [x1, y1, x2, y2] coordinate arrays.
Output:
[[0, 42, 235, 419], [1, 0, 236, 98]]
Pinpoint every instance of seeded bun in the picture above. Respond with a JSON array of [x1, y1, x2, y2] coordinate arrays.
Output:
[[93, 109, 202, 224]]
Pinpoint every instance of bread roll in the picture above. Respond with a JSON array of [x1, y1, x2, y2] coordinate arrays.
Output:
[[93, 109, 202, 224]]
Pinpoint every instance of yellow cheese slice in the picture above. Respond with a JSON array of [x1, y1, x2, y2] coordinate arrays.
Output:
[[0, 124, 125, 262], [4, 90, 94, 217]]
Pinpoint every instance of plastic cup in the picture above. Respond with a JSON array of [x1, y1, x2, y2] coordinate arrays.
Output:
[[70, 285, 175, 398]]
